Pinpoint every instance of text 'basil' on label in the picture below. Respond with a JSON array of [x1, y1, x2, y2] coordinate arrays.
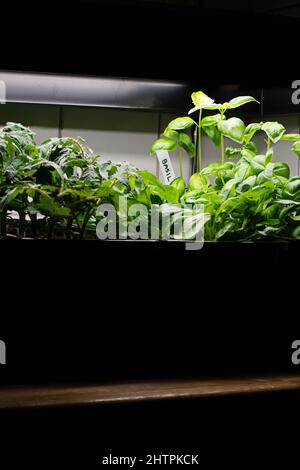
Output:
[[156, 150, 176, 184]]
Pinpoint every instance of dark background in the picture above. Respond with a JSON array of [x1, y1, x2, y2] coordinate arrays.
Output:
[[1, 0, 299, 82], [0, 240, 298, 385]]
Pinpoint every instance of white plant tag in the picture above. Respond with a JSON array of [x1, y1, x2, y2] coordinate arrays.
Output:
[[156, 150, 176, 184]]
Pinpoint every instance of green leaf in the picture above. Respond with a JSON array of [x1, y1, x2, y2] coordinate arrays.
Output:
[[240, 148, 256, 160], [28, 159, 66, 180], [188, 173, 210, 191], [201, 115, 223, 146], [234, 161, 252, 183], [292, 227, 300, 239], [178, 133, 196, 158], [266, 148, 274, 163], [225, 147, 242, 159], [262, 122, 286, 143], [258, 226, 281, 237], [244, 123, 263, 144], [284, 178, 300, 196], [242, 183, 275, 202], [191, 91, 214, 107], [202, 124, 221, 147], [256, 162, 276, 185], [291, 141, 300, 158], [138, 170, 165, 189], [170, 177, 186, 198], [150, 138, 177, 155], [215, 222, 237, 240], [276, 199, 300, 205], [253, 154, 269, 166], [181, 190, 220, 207], [219, 179, 237, 200], [190, 95, 259, 115], [236, 175, 257, 194], [251, 157, 266, 175], [37, 194, 71, 217], [226, 96, 260, 110], [245, 141, 259, 155], [215, 196, 246, 218], [162, 185, 179, 204], [167, 116, 195, 131], [163, 128, 179, 139], [189, 91, 219, 114], [218, 118, 246, 144], [189, 103, 221, 115], [273, 162, 290, 179], [201, 115, 223, 127], [0, 186, 23, 209], [281, 134, 300, 141], [202, 162, 235, 177]]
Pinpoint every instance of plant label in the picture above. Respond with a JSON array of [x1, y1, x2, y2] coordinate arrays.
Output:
[[156, 150, 176, 184]]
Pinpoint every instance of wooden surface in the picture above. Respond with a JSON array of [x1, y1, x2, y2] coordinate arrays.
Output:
[[0, 375, 300, 410]]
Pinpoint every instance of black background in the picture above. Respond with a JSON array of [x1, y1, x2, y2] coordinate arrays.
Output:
[[0, 240, 298, 385], [0, 0, 298, 82]]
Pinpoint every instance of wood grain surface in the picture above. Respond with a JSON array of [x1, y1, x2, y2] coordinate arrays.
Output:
[[0, 375, 300, 410]]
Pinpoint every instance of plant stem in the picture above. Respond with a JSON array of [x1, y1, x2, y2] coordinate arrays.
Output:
[[267, 138, 271, 152], [198, 110, 203, 172], [179, 146, 183, 179], [221, 134, 225, 164]]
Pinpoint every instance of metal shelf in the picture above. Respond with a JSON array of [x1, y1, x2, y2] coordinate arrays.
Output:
[[0, 71, 298, 116], [0, 71, 193, 113]]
